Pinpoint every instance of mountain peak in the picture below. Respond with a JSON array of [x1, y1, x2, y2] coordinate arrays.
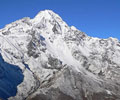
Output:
[[30, 10, 69, 34], [35, 10, 55, 18], [32, 10, 63, 24]]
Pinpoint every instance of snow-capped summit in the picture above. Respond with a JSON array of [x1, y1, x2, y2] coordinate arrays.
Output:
[[0, 10, 120, 100], [34, 10, 61, 20]]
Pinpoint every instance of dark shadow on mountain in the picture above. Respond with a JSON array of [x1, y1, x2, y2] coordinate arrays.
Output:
[[0, 54, 24, 100]]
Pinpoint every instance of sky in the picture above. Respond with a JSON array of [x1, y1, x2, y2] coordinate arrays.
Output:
[[0, 0, 120, 40]]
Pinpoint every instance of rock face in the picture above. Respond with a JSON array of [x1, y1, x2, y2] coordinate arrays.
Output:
[[0, 10, 120, 100]]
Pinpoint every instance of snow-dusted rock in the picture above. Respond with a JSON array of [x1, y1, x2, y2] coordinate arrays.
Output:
[[0, 10, 120, 100]]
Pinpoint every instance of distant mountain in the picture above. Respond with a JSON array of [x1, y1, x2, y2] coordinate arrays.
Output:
[[0, 10, 120, 100]]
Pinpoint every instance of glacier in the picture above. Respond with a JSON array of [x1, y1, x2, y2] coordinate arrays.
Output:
[[0, 10, 120, 100]]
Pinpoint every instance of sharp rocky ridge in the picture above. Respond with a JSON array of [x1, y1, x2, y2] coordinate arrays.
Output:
[[0, 10, 120, 100]]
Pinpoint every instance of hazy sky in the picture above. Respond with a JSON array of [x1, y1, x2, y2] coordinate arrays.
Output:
[[0, 0, 120, 39]]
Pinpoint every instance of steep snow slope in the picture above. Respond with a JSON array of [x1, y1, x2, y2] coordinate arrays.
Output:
[[0, 10, 120, 100]]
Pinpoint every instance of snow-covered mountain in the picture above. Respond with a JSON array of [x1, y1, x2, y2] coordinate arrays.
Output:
[[0, 10, 120, 100]]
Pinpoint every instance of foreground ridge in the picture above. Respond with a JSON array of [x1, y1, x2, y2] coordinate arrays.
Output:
[[0, 10, 120, 100]]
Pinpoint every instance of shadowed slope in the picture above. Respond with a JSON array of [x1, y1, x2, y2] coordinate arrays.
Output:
[[0, 54, 24, 100]]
